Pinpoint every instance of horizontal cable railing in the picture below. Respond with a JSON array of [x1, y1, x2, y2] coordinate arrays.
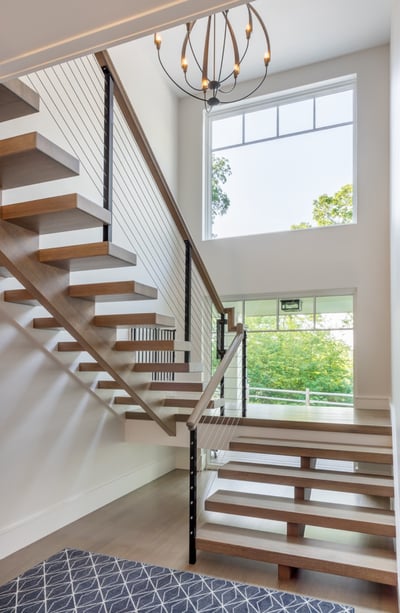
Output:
[[21, 53, 228, 390], [249, 386, 354, 407]]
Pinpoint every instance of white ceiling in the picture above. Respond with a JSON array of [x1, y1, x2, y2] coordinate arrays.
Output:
[[0, 0, 392, 82], [151, 0, 392, 93]]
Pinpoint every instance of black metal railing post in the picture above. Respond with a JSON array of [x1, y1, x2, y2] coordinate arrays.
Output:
[[217, 313, 226, 416], [184, 240, 192, 363], [189, 427, 197, 564], [242, 329, 247, 417], [102, 66, 114, 242]]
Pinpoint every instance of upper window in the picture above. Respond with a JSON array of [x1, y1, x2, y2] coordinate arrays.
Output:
[[204, 76, 356, 239]]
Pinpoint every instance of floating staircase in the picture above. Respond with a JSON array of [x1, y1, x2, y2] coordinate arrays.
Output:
[[197, 418, 397, 586], [0, 77, 397, 589], [0, 78, 206, 433]]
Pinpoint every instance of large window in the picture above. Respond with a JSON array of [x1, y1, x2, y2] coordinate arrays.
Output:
[[224, 294, 354, 407], [205, 76, 356, 239]]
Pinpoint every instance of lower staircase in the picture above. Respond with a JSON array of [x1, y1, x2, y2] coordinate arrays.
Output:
[[196, 416, 397, 586]]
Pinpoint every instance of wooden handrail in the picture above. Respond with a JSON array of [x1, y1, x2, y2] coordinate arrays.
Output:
[[95, 50, 225, 315], [187, 323, 244, 431]]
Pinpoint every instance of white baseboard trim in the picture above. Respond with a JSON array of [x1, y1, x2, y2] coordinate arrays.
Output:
[[0, 453, 175, 560], [354, 395, 390, 410]]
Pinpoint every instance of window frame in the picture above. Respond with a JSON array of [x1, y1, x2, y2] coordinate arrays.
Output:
[[203, 74, 357, 240]]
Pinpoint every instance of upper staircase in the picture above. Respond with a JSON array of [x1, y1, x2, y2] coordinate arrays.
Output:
[[0, 78, 204, 436]]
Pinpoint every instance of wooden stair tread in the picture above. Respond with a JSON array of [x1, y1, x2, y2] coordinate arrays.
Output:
[[196, 523, 397, 585], [113, 396, 218, 409], [205, 490, 395, 536], [133, 362, 202, 373], [10, 279, 157, 306], [69, 280, 157, 302], [97, 380, 121, 389], [234, 417, 392, 436], [33, 316, 61, 329], [114, 339, 190, 351], [150, 381, 204, 392], [57, 341, 84, 352], [162, 397, 223, 408], [38, 241, 137, 271], [0, 79, 40, 122], [0, 132, 79, 188], [4, 288, 38, 305], [219, 461, 394, 496], [94, 313, 175, 328], [230, 436, 393, 464], [1, 194, 110, 233], [79, 362, 120, 372]]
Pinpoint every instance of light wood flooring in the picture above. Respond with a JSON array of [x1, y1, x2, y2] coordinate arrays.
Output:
[[0, 469, 397, 613]]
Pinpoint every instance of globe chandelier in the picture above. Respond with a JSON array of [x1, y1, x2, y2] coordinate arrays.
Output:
[[154, 2, 271, 110]]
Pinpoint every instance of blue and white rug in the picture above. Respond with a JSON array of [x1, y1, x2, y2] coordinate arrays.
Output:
[[0, 548, 354, 612]]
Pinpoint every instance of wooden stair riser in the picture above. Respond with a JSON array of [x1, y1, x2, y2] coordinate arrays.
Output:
[[204, 491, 395, 537]]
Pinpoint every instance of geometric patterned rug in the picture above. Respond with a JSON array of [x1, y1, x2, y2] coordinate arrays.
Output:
[[0, 548, 355, 612]]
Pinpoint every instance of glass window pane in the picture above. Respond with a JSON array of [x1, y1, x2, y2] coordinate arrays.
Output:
[[212, 115, 243, 149], [245, 299, 277, 330], [279, 297, 314, 330], [316, 89, 353, 128], [279, 98, 314, 135], [245, 107, 277, 142], [316, 295, 353, 329]]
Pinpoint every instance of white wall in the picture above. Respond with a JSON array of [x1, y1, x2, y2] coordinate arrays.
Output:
[[0, 294, 176, 559], [0, 53, 182, 559], [390, 0, 400, 592], [178, 45, 391, 408], [109, 37, 180, 197]]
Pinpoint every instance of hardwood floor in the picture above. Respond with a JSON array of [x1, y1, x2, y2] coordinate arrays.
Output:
[[0, 469, 397, 612]]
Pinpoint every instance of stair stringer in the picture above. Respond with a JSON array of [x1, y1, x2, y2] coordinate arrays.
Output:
[[0, 219, 176, 435]]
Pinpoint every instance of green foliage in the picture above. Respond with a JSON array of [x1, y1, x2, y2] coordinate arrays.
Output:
[[247, 329, 353, 403], [291, 184, 353, 230], [211, 155, 232, 222]]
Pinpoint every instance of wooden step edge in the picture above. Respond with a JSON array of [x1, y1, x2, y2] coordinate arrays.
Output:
[[163, 397, 223, 408], [133, 362, 202, 373], [57, 341, 84, 352], [205, 490, 395, 536], [0, 79, 40, 122], [0, 132, 79, 189], [114, 339, 190, 352], [38, 241, 137, 271], [218, 462, 395, 497], [234, 417, 392, 436], [97, 380, 120, 389], [195, 523, 397, 586], [93, 312, 175, 328], [69, 280, 157, 302], [229, 437, 393, 464], [4, 288, 37, 305], [33, 316, 61, 329], [1, 194, 111, 233], [149, 381, 204, 392]]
